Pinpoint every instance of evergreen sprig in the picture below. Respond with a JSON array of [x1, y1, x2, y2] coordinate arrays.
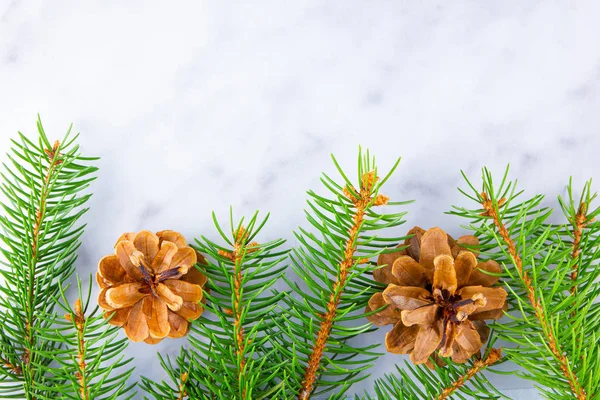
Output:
[[0, 118, 135, 399], [275, 149, 411, 399], [362, 340, 505, 400], [142, 210, 288, 400], [41, 276, 136, 399], [0, 118, 97, 398], [449, 167, 600, 400]]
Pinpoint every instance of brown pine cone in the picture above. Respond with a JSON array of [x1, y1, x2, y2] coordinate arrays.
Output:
[[97, 230, 207, 344], [366, 226, 507, 365]]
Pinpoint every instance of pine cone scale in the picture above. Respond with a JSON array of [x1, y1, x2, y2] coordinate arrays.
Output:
[[170, 247, 197, 274], [124, 300, 149, 342], [104, 307, 131, 326], [391, 255, 431, 287], [156, 283, 184, 311], [366, 293, 401, 326], [133, 230, 160, 264], [145, 297, 170, 339], [156, 230, 188, 248], [438, 319, 456, 357], [385, 322, 419, 354], [432, 254, 458, 296], [98, 255, 128, 284], [404, 226, 425, 261], [382, 285, 432, 310], [400, 304, 440, 326], [115, 241, 145, 281], [467, 260, 502, 286], [458, 286, 507, 313], [454, 251, 477, 287], [419, 227, 452, 270], [411, 320, 444, 364], [181, 265, 208, 286], [167, 312, 189, 338], [152, 241, 179, 273], [452, 235, 480, 258], [454, 321, 483, 355], [163, 280, 204, 303], [175, 301, 204, 320], [470, 303, 507, 321], [106, 282, 146, 309]]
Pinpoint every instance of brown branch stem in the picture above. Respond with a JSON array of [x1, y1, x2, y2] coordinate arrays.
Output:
[[436, 348, 502, 400], [481, 193, 587, 400], [570, 202, 588, 294], [71, 299, 88, 400]]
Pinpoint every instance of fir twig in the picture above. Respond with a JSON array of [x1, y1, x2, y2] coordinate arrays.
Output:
[[24, 138, 63, 389], [298, 171, 387, 399], [480, 191, 587, 399], [142, 210, 288, 400], [277, 149, 409, 399], [448, 166, 600, 399], [436, 348, 503, 400], [218, 225, 259, 397], [563, 178, 596, 294], [0, 117, 99, 399], [570, 202, 586, 288], [0, 118, 135, 399], [67, 298, 89, 399], [48, 276, 136, 399], [366, 338, 506, 400]]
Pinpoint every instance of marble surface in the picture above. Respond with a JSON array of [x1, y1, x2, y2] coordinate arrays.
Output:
[[2, 1, 600, 399]]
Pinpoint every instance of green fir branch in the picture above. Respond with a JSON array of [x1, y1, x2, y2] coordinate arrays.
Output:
[[275, 149, 411, 399], [40, 275, 136, 399], [0, 117, 99, 399], [361, 338, 505, 400], [449, 166, 599, 400], [142, 209, 288, 400]]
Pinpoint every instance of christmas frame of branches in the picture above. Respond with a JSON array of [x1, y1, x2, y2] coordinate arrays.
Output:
[[0, 119, 598, 400]]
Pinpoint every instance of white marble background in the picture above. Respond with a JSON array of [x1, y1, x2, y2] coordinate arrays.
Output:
[[2, 1, 600, 399]]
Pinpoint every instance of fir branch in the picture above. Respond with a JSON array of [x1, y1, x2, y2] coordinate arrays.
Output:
[[450, 167, 600, 400], [143, 210, 288, 400], [479, 191, 586, 399], [436, 348, 502, 400], [141, 351, 192, 400], [299, 171, 380, 399], [70, 298, 88, 399], [559, 178, 597, 294], [569, 201, 586, 286], [364, 341, 506, 400], [0, 117, 98, 399], [217, 225, 260, 394], [277, 149, 410, 399], [24, 137, 63, 385], [42, 276, 136, 399]]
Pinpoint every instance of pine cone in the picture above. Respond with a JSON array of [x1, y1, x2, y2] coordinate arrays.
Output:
[[366, 226, 507, 365], [97, 230, 207, 344]]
